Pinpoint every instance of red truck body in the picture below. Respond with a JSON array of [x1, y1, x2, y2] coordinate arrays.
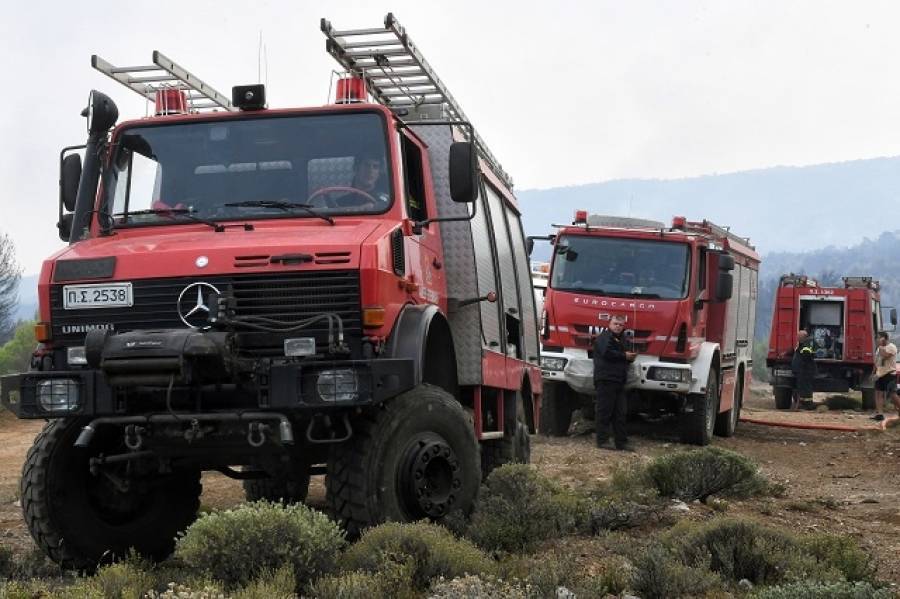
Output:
[[766, 274, 896, 408], [536, 214, 760, 444]]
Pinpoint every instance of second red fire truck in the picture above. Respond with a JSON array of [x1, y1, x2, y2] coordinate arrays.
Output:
[[533, 213, 759, 445]]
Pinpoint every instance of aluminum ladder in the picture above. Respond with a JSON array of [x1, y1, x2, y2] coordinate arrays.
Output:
[[91, 51, 235, 113], [321, 13, 513, 187]]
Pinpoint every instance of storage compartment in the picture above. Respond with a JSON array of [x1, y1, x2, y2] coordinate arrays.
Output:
[[799, 299, 844, 360]]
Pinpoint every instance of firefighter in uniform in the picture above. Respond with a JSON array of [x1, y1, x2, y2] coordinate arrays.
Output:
[[791, 329, 816, 410], [593, 314, 637, 450]]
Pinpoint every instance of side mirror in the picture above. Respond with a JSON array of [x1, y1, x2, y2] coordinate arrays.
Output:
[[525, 237, 534, 256], [718, 253, 735, 271], [716, 271, 733, 301], [57, 212, 74, 242], [449, 141, 477, 203], [60, 153, 82, 212]]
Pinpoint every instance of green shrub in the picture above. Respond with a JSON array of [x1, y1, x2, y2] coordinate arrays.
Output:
[[0, 545, 13, 579], [145, 581, 226, 599], [663, 519, 833, 585], [427, 574, 527, 598], [87, 560, 156, 599], [340, 521, 492, 591], [8, 547, 59, 580], [308, 562, 417, 599], [467, 464, 589, 553], [232, 565, 296, 599], [174, 501, 345, 589], [751, 580, 894, 599], [500, 552, 631, 599], [589, 497, 664, 531], [801, 534, 875, 582], [632, 544, 723, 599], [646, 447, 769, 503], [0, 579, 60, 599], [825, 395, 862, 411]]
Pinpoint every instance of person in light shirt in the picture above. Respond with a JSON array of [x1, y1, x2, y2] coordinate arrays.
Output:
[[872, 332, 900, 422]]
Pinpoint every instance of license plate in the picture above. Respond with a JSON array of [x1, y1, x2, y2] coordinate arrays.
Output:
[[63, 283, 133, 309]]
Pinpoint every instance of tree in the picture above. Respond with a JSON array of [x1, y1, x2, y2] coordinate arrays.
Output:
[[0, 232, 21, 344], [0, 320, 36, 375]]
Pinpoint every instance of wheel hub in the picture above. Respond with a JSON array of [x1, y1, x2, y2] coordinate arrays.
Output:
[[399, 436, 461, 518]]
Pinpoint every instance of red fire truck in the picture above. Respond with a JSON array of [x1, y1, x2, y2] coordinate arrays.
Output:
[[766, 274, 896, 409], [532, 213, 759, 445], [0, 14, 541, 568]]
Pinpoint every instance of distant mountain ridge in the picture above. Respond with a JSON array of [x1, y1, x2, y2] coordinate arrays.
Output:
[[517, 155, 900, 256]]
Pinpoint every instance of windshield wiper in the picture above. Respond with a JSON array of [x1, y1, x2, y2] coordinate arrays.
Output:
[[113, 208, 225, 232], [223, 200, 335, 225]]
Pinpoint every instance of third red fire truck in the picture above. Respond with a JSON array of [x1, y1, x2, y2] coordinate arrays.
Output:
[[766, 274, 897, 409], [533, 213, 759, 445]]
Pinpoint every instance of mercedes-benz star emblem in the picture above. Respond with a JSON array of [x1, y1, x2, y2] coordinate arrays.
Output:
[[177, 282, 221, 329]]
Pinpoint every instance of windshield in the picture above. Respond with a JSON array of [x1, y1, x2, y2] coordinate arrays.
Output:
[[551, 235, 690, 299], [105, 112, 392, 226]]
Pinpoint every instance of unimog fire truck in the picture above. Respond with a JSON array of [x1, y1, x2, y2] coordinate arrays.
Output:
[[766, 274, 896, 409], [532, 213, 759, 445], [0, 14, 541, 568]]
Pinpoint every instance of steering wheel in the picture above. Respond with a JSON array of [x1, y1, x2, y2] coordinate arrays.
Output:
[[307, 186, 378, 209]]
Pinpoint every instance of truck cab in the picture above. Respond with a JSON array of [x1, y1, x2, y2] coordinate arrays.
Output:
[[535, 213, 759, 445]]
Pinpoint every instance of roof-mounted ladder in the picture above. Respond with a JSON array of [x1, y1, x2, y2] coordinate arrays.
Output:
[[91, 51, 235, 113], [321, 13, 513, 187]]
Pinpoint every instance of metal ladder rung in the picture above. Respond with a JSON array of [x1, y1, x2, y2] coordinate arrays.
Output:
[[128, 75, 181, 84], [109, 64, 162, 74], [341, 38, 404, 49], [329, 26, 390, 37], [342, 47, 413, 59], [378, 88, 440, 98]]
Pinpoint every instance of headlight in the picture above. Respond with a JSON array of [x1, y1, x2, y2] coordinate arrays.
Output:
[[541, 356, 568, 371], [647, 367, 690, 383], [37, 379, 81, 412], [316, 369, 359, 402]]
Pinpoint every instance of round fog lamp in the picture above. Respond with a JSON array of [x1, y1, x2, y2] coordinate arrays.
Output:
[[37, 379, 81, 412]]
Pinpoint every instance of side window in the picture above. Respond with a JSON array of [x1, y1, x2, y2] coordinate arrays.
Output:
[[401, 135, 427, 222], [697, 247, 707, 292], [112, 150, 162, 215]]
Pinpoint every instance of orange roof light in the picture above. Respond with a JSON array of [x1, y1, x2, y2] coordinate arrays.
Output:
[[574, 210, 588, 224]]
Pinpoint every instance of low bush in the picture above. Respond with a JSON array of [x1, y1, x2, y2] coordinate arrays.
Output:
[[8, 547, 59, 580], [825, 395, 862, 411], [589, 497, 665, 532], [232, 565, 296, 599], [500, 552, 632, 598], [631, 544, 723, 599], [646, 447, 770, 503], [0, 545, 13, 579], [0, 579, 59, 599], [663, 518, 829, 585], [174, 501, 345, 589], [750, 580, 893, 599], [88, 560, 156, 599], [309, 562, 417, 599], [339, 521, 493, 591], [801, 534, 875, 582], [467, 464, 590, 553], [427, 574, 527, 599], [146, 582, 226, 599]]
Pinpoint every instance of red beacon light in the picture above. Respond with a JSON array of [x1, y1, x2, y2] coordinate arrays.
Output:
[[155, 89, 188, 116], [672, 215, 686, 230], [335, 76, 367, 104], [573, 210, 588, 224]]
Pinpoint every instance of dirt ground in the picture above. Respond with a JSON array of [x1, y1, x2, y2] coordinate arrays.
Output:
[[1, 387, 900, 583]]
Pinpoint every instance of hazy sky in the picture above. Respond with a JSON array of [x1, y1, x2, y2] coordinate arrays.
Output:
[[4, 1, 900, 273]]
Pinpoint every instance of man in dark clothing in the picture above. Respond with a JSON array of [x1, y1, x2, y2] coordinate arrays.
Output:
[[593, 314, 637, 450], [791, 329, 816, 410]]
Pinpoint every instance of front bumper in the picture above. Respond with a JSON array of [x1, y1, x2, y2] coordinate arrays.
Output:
[[541, 350, 691, 396], [0, 358, 415, 419]]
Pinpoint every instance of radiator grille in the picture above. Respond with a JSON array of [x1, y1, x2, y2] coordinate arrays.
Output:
[[50, 270, 361, 356]]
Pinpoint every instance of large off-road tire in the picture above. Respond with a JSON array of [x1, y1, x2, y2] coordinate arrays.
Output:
[[774, 386, 793, 410], [539, 382, 573, 436], [714, 371, 742, 437], [21, 418, 201, 570], [242, 458, 311, 503], [326, 384, 481, 538], [681, 368, 718, 446], [482, 398, 531, 480], [862, 387, 876, 410]]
